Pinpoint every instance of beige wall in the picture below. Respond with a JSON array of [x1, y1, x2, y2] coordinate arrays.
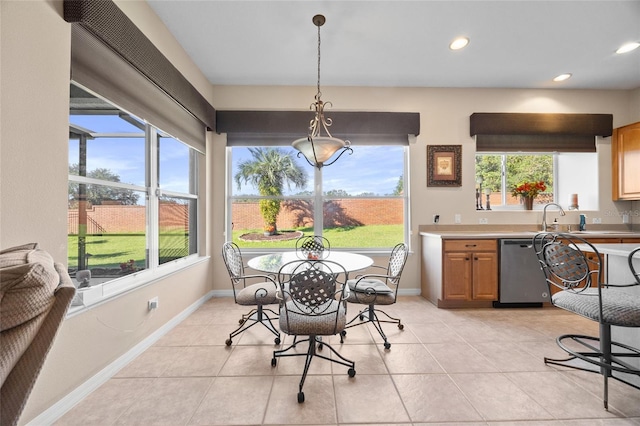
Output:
[[1, 0, 639, 423], [1, 1, 213, 424], [209, 85, 640, 299]]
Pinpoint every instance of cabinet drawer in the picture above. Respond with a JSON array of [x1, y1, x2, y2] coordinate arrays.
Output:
[[444, 239, 497, 252]]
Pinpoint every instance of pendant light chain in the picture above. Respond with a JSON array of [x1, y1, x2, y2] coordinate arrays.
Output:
[[316, 22, 322, 101], [291, 14, 353, 169]]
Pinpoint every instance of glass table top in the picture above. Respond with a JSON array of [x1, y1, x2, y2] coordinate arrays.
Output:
[[247, 251, 373, 274]]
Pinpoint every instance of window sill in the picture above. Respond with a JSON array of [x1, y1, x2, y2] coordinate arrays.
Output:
[[66, 255, 210, 318]]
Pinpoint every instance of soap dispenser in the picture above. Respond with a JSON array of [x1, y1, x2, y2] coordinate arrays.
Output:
[[552, 218, 559, 231], [579, 214, 587, 231]]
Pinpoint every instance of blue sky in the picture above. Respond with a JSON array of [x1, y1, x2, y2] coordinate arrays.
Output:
[[69, 114, 404, 197], [69, 115, 191, 194], [231, 145, 405, 196]]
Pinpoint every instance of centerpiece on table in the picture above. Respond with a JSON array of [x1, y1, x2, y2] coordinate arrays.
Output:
[[511, 181, 546, 210]]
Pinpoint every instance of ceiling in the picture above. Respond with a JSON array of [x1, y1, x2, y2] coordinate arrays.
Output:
[[146, 1, 640, 90]]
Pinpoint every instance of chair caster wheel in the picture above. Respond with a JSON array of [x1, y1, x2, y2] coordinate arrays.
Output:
[[275, 337, 281, 345], [317, 343, 323, 351], [271, 358, 277, 367], [297, 392, 305, 403], [225, 339, 232, 346], [359, 314, 365, 321], [340, 330, 347, 337], [238, 318, 245, 325], [384, 342, 391, 349], [348, 368, 356, 377], [398, 324, 404, 330]]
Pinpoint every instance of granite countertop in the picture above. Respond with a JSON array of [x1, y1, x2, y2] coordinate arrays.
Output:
[[419, 225, 640, 240]]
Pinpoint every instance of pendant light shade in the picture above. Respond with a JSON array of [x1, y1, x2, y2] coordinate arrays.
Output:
[[292, 15, 352, 168]]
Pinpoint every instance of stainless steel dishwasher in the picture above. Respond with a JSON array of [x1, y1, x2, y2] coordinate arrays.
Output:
[[497, 239, 550, 306]]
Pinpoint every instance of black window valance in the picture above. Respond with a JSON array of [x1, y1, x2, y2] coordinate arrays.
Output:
[[64, 0, 215, 152], [470, 113, 613, 152], [217, 111, 420, 146]]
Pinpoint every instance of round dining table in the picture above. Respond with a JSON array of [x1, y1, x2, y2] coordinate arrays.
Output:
[[247, 251, 373, 275]]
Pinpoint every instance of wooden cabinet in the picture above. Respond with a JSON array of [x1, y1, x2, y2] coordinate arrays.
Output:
[[612, 122, 640, 200], [420, 233, 640, 309], [442, 239, 498, 304]]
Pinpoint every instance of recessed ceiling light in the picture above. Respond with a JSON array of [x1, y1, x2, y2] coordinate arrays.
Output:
[[449, 37, 469, 50], [616, 42, 640, 54], [553, 73, 572, 82]]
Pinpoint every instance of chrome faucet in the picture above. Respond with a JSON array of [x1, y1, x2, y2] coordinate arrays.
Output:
[[541, 202, 566, 231]]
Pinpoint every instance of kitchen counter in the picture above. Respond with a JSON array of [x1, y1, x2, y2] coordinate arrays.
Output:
[[419, 226, 640, 240], [419, 227, 640, 309]]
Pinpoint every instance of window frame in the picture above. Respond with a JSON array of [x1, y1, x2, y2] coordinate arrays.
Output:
[[225, 144, 411, 253], [475, 151, 558, 210], [68, 83, 203, 313]]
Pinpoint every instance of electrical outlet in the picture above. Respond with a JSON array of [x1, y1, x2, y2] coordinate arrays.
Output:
[[454, 214, 461, 224], [148, 297, 159, 311], [622, 213, 630, 224], [592, 217, 602, 224], [479, 218, 488, 224]]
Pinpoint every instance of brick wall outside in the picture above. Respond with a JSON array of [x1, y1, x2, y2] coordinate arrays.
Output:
[[232, 198, 404, 230], [68, 203, 189, 234], [69, 198, 404, 234]]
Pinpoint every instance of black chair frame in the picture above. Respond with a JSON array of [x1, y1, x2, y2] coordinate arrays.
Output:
[[533, 233, 640, 409], [295, 235, 330, 260], [222, 242, 281, 346], [271, 259, 355, 403], [341, 243, 408, 349]]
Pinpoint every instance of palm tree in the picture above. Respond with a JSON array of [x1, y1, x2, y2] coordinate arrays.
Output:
[[234, 147, 308, 233]]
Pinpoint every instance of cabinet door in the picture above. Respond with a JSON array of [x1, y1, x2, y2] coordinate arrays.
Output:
[[613, 122, 640, 200], [472, 252, 498, 300], [443, 252, 471, 300]]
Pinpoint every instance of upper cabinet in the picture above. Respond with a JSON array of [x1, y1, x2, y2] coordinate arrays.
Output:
[[612, 122, 640, 200]]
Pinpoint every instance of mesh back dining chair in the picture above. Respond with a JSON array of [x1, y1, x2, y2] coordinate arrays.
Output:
[[271, 259, 355, 403], [221, 242, 281, 346], [341, 243, 408, 349], [295, 235, 330, 260], [533, 233, 640, 409], [630, 247, 640, 284]]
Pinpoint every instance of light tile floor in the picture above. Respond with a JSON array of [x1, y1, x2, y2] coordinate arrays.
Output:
[[55, 296, 640, 425]]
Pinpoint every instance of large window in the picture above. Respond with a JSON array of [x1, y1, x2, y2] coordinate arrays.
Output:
[[68, 83, 200, 293], [228, 144, 408, 251], [475, 151, 599, 210]]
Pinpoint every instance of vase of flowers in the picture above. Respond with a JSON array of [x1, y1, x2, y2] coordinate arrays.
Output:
[[511, 181, 546, 210]]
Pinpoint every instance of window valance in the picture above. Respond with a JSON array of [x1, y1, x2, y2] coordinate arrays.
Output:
[[218, 111, 420, 146], [64, 0, 215, 152], [470, 113, 613, 152]]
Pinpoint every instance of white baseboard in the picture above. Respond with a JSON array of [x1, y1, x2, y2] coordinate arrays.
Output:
[[398, 288, 421, 296], [27, 291, 216, 426]]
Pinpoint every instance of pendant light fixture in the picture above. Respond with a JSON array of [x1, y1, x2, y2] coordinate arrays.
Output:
[[292, 14, 352, 168]]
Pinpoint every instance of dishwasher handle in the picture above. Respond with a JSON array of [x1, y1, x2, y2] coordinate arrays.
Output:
[[501, 239, 534, 249]]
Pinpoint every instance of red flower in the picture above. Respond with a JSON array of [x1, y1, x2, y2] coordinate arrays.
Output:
[[511, 181, 547, 197]]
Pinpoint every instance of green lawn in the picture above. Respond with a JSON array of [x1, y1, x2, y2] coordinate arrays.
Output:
[[68, 225, 403, 268], [68, 234, 146, 269], [233, 224, 404, 249]]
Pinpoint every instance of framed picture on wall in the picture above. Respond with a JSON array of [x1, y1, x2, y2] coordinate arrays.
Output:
[[427, 145, 462, 187]]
